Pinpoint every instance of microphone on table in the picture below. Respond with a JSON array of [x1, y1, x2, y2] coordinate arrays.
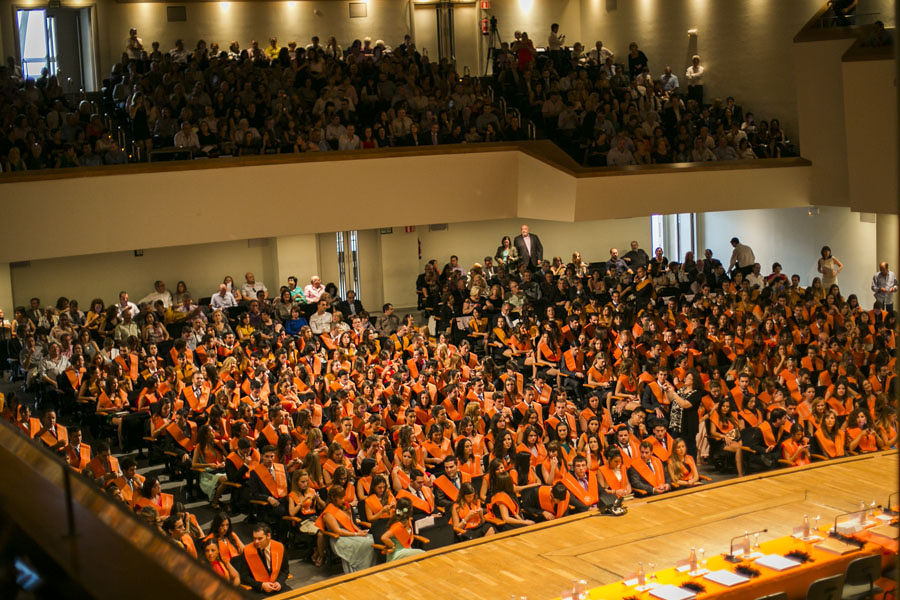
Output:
[[884, 492, 899, 516], [725, 529, 768, 563], [830, 508, 867, 537]]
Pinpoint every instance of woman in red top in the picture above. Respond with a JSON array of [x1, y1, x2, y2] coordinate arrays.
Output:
[[201, 538, 239, 585]]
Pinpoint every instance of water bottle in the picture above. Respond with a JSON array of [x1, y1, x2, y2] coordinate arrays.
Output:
[[743, 531, 751, 554], [637, 561, 645, 586], [803, 514, 810, 538], [689, 547, 698, 573]]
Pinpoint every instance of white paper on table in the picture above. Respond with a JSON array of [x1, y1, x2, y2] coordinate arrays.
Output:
[[755, 554, 802, 571], [675, 564, 709, 575], [649, 584, 696, 600], [791, 526, 823, 540], [413, 516, 434, 533], [876, 514, 894, 522], [704, 570, 750, 587]]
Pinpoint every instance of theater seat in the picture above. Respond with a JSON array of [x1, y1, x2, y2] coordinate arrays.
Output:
[[808, 573, 845, 600], [842, 555, 884, 600]]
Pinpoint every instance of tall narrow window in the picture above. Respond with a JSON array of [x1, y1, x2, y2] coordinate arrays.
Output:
[[349, 230, 361, 300], [650, 213, 696, 263], [335, 232, 347, 300], [17, 10, 57, 79]]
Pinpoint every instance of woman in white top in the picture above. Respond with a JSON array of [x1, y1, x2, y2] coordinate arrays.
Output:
[[817, 245, 843, 288]]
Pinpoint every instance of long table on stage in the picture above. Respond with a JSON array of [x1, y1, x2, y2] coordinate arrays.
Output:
[[275, 451, 898, 600]]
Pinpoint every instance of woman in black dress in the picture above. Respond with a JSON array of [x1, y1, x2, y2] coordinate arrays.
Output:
[[129, 92, 152, 160]]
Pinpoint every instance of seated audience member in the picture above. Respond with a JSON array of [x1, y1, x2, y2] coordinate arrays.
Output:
[[628, 441, 671, 495], [234, 524, 289, 595]]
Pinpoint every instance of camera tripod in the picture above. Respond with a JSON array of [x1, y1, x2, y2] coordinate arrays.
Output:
[[483, 17, 501, 76]]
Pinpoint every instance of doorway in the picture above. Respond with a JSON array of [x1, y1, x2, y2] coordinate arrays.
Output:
[[412, 1, 477, 73], [15, 7, 96, 92]]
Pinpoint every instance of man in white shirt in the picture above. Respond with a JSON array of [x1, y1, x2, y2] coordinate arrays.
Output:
[[337, 124, 361, 151], [589, 41, 613, 65], [116, 291, 139, 318], [304, 276, 326, 304], [125, 28, 143, 61], [139, 281, 173, 309], [169, 39, 188, 64], [728, 237, 756, 277], [685, 55, 705, 104], [210, 284, 238, 310], [309, 301, 332, 334], [173, 121, 199, 149], [240, 273, 268, 301]]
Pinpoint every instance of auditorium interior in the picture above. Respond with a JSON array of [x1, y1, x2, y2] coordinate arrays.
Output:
[[0, 0, 898, 599]]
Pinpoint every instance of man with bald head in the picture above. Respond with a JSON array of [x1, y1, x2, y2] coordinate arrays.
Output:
[[241, 272, 267, 301], [513, 224, 543, 271]]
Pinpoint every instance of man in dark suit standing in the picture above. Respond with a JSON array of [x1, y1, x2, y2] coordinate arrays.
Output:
[[513, 224, 543, 271]]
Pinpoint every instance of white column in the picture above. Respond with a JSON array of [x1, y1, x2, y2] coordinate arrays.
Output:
[[0, 263, 13, 315]]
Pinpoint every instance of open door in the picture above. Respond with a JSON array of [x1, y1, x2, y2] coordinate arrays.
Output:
[[15, 7, 96, 92]]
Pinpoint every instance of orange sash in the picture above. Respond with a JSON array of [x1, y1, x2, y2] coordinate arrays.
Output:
[[561, 471, 599, 507], [537, 486, 569, 519], [846, 427, 878, 453], [88, 455, 120, 479], [243, 540, 284, 583], [252, 463, 288, 498], [815, 429, 846, 458], [398, 488, 435, 514], [365, 492, 396, 519], [487, 491, 520, 521], [388, 521, 414, 548], [631, 457, 665, 488], [433, 473, 470, 503], [166, 421, 196, 452], [39, 424, 68, 448], [315, 503, 358, 533], [644, 433, 673, 462], [456, 501, 484, 529], [66, 443, 91, 471], [598, 465, 628, 491], [182, 386, 210, 412]]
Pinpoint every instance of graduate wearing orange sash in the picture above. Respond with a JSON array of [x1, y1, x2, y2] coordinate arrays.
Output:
[[235, 524, 288, 595]]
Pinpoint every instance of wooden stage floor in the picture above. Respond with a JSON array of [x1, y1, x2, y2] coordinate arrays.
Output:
[[277, 452, 898, 600]]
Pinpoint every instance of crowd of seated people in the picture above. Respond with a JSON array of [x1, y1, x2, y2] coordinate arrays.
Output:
[[0, 229, 895, 592], [0, 23, 795, 172]]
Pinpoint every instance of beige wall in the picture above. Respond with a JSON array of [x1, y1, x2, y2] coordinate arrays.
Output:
[[0, 150, 520, 263], [698, 206, 878, 307], [0, 150, 815, 265], [793, 36, 856, 207], [273, 233, 320, 288], [379, 226, 418, 309], [9, 238, 277, 308], [842, 58, 898, 215], [573, 162, 813, 220]]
